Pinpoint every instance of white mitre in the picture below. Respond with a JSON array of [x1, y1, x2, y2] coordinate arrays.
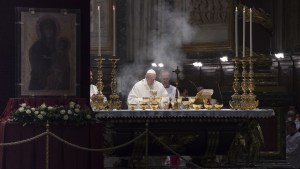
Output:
[[146, 69, 156, 74]]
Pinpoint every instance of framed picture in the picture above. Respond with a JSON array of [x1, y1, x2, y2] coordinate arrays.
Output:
[[16, 7, 80, 96], [175, 0, 234, 52]]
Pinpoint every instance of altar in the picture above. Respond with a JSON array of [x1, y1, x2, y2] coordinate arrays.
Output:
[[96, 109, 275, 167]]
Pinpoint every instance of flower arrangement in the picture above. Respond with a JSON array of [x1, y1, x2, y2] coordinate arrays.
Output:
[[9, 101, 96, 126]]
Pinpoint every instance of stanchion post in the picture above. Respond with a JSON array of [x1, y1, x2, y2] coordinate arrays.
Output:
[[145, 120, 149, 169], [45, 121, 49, 169]]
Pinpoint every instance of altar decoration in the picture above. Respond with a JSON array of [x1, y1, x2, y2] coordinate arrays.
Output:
[[230, 6, 259, 110], [9, 101, 96, 126]]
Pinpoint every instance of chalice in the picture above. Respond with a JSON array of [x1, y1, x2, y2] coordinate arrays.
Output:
[[181, 97, 190, 110], [139, 101, 148, 110], [128, 103, 138, 110], [188, 97, 196, 109], [150, 101, 159, 110]]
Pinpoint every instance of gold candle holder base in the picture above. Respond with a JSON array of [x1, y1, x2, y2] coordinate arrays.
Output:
[[229, 94, 241, 110], [92, 94, 108, 110], [108, 95, 122, 110]]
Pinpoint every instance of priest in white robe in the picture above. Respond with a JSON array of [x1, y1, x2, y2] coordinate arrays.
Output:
[[127, 69, 168, 105], [286, 121, 300, 169], [159, 69, 180, 102]]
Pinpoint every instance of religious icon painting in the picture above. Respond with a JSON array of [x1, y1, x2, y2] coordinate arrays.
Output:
[[15, 7, 80, 96]]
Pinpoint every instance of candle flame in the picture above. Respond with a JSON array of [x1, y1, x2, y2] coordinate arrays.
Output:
[[235, 6, 237, 11], [98, 6, 100, 10], [113, 5, 115, 10]]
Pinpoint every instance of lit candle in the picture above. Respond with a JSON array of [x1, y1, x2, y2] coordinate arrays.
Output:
[[250, 8, 253, 57], [243, 6, 245, 58], [235, 7, 238, 57], [98, 6, 101, 56], [113, 5, 116, 56]]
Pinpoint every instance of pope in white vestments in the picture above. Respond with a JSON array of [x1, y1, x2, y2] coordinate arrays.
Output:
[[127, 69, 168, 105]]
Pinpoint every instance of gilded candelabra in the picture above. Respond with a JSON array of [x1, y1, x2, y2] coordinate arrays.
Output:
[[172, 66, 181, 110], [108, 56, 122, 110], [240, 59, 249, 109], [92, 56, 108, 110], [246, 57, 259, 109], [229, 58, 241, 109]]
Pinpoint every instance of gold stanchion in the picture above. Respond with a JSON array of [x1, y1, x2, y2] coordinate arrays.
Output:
[[92, 56, 108, 110], [229, 58, 241, 109], [108, 56, 122, 110]]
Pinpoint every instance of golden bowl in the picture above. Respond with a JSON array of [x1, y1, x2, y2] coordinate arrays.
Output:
[[139, 102, 148, 110], [204, 104, 213, 110], [128, 103, 138, 110], [150, 102, 159, 110], [193, 104, 202, 110], [214, 104, 223, 110]]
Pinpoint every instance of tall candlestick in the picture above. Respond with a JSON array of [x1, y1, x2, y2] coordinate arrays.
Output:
[[113, 5, 116, 56], [250, 8, 253, 57], [98, 6, 101, 56], [235, 7, 238, 57], [243, 6, 245, 58]]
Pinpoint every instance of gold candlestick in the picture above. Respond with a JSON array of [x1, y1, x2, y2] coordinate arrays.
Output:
[[240, 59, 249, 109], [229, 58, 241, 109], [247, 57, 259, 109], [108, 57, 122, 110], [92, 56, 108, 110]]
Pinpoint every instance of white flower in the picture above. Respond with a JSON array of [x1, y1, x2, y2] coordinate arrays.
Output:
[[48, 106, 54, 111], [67, 110, 72, 114], [40, 103, 47, 109], [18, 107, 25, 112], [86, 114, 91, 119], [69, 102, 76, 108], [41, 111, 46, 116], [74, 108, 80, 113], [31, 108, 36, 111], [60, 110, 66, 114], [63, 115, 69, 120], [20, 103, 26, 107], [34, 111, 39, 115], [75, 104, 81, 108], [37, 114, 43, 119], [26, 109, 31, 114]]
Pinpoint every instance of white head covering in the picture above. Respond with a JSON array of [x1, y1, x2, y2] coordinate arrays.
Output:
[[146, 69, 156, 75]]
